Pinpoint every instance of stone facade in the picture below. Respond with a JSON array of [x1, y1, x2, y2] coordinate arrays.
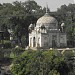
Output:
[[29, 12, 67, 49]]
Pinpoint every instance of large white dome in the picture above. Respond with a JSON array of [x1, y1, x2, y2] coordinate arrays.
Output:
[[36, 13, 58, 28]]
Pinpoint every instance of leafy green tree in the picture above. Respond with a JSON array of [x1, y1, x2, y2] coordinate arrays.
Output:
[[63, 51, 75, 75], [11, 50, 70, 75], [0, 0, 43, 46]]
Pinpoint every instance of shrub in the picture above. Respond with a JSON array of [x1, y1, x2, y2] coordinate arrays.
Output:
[[11, 50, 70, 75], [4, 40, 11, 48]]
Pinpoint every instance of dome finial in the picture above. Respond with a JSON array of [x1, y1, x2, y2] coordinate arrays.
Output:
[[46, 3, 48, 13]]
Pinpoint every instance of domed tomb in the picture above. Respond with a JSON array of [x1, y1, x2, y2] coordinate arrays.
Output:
[[29, 6, 67, 49]]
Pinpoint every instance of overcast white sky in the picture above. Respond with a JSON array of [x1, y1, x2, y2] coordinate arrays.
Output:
[[0, 0, 74, 11]]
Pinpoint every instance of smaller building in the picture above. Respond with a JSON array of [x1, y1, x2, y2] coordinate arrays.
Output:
[[29, 8, 67, 49]]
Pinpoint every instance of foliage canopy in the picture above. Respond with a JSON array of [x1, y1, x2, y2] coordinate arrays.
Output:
[[11, 50, 71, 75]]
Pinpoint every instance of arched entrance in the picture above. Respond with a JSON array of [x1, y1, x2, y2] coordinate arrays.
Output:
[[52, 35, 57, 48], [33, 37, 36, 47], [52, 40, 57, 48]]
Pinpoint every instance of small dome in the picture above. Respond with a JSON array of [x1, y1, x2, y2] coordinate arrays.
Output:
[[36, 13, 58, 28], [61, 23, 65, 27], [29, 23, 34, 30], [29, 24, 34, 28]]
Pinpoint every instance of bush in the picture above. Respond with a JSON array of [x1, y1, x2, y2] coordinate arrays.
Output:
[[11, 50, 70, 75], [4, 40, 11, 48], [12, 47, 24, 55], [21, 36, 26, 48]]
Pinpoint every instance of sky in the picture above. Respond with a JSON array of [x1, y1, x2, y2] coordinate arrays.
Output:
[[0, 0, 74, 11]]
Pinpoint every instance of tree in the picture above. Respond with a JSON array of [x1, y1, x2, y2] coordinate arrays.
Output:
[[0, 0, 43, 46], [55, 4, 75, 47], [63, 51, 74, 75], [11, 50, 70, 75]]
